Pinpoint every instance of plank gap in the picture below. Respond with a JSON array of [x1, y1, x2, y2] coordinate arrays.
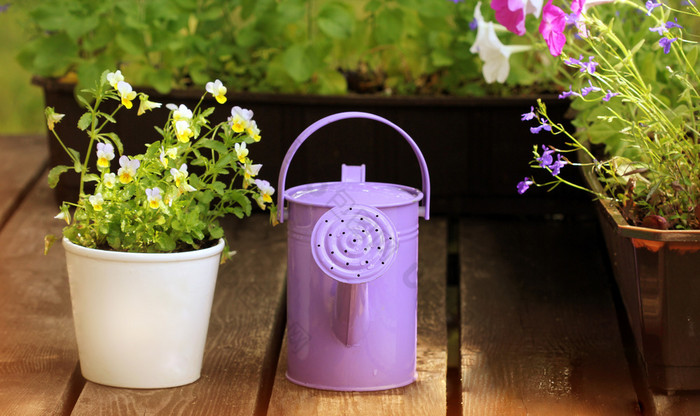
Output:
[[58, 362, 86, 416], [255, 280, 287, 416], [446, 216, 462, 416]]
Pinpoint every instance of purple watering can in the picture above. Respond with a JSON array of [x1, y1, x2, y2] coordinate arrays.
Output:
[[277, 112, 430, 391]]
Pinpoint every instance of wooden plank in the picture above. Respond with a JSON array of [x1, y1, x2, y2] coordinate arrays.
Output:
[[459, 217, 641, 415], [649, 391, 700, 415], [0, 176, 80, 416], [70, 214, 287, 415], [0, 135, 47, 228], [267, 219, 447, 416]]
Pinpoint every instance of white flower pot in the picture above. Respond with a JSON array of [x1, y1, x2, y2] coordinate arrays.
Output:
[[62, 237, 224, 388]]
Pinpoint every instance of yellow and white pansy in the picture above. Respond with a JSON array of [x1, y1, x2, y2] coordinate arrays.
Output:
[[45, 107, 65, 131], [106, 70, 124, 89], [137, 94, 162, 116], [159, 146, 178, 167], [103, 172, 117, 189], [205, 79, 227, 104], [96, 142, 115, 168], [116, 81, 137, 109], [246, 120, 261, 142], [175, 119, 194, 143], [89, 193, 104, 211], [229, 106, 254, 133], [243, 162, 262, 187], [166, 104, 193, 121], [145, 187, 162, 209], [253, 179, 275, 209], [234, 142, 248, 162], [117, 155, 140, 184], [170, 164, 196, 194]]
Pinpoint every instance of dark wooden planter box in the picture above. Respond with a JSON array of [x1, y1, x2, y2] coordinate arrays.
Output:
[[589, 170, 700, 392], [38, 78, 579, 216]]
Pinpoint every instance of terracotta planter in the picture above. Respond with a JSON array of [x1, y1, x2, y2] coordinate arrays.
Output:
[[586, 170, 700, 391], [36, 77, 577, 216]]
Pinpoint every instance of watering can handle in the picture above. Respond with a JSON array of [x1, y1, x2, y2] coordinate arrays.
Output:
[[277, 111, 431, 223]]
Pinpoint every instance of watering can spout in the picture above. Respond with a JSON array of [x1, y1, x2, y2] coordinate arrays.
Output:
[[334, 283, 369, 346]]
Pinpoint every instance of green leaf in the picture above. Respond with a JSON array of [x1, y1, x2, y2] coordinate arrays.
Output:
[[103, 133, 124, 156], [77, 112, 93, 131], [83, 174, 100, 183], [156, 233, 176, 252], [374, 8, 404, 44], [282, 44, 313, 83], [318, 2, 354, 39], [197, 138, 228, 154], [47, 165, 72, 189]]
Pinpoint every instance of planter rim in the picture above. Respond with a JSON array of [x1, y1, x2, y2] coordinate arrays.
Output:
[[581, 164, 700, 242], [62, 237, 225, 263], [33, 76, 559, 108]]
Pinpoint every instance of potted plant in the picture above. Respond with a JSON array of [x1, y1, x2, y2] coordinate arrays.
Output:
[[14, 0, 571, 216], [45, 69, 276, 388], [501, 0, 700, 392]]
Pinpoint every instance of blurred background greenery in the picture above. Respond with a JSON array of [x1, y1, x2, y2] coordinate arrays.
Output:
[[0, 5, 44, 135]]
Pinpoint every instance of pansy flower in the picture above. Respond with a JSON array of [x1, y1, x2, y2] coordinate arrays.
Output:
[[170, 164, 196, 194], [234, 142, 249, 162], [254, 179, 275, 209], [116, 81, 137, 109], [96, 142, 115, 168], [137, 94, 162, 116], [205, 80, 227, 104], [175, 119, 194, 143], [45, 107, 65, 131], [103, 172, 117, 189], [229, 106, 254, 133], [89, 193, 104, 211], [117, 155, 140, 184], [106, 70, 124, 89], [145, 187, 162, 209]]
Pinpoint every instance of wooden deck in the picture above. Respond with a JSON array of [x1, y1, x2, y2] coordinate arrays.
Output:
[[2, 134, 700, 415]]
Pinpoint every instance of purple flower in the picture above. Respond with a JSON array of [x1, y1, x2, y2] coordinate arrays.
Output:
[[659, 37, 677, 54], [564, 55, 583, 67], [646, 0, 662, 15], [531, 123, 552, 134], [517, 177, 534, 194], [469, 18, 478, 31], [559, 85, 580, 99], [521, 106, 537, 121], [603, 90, 620, 101], [649, 25, 666, 35], [549, 154, 567, 176], [666, 19, 683, 30], [536, 145, 555, 167], [582, 56, 599, 74], [581, 80, 601, 96], [0, 3, 9, 13]]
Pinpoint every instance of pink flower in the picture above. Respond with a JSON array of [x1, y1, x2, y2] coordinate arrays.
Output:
[[491, 0, 528, 35], [539, 0, 567, 56], [490, 0, 544, 35]]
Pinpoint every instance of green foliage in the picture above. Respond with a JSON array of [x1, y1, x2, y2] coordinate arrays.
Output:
[[46, 70, 277, 257], [15, 0, 549, 96], [524, 1, 700, 230]]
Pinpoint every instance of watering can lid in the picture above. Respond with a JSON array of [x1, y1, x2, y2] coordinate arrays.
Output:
[[284, 181, 423, 209]]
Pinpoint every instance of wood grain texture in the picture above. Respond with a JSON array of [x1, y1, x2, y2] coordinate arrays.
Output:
[[460, 217, 640, 415], [267, 219, 447, 416], [0, 172, 80, 415], [0, 135, 47, 227], [70, 214, 287, 416]]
